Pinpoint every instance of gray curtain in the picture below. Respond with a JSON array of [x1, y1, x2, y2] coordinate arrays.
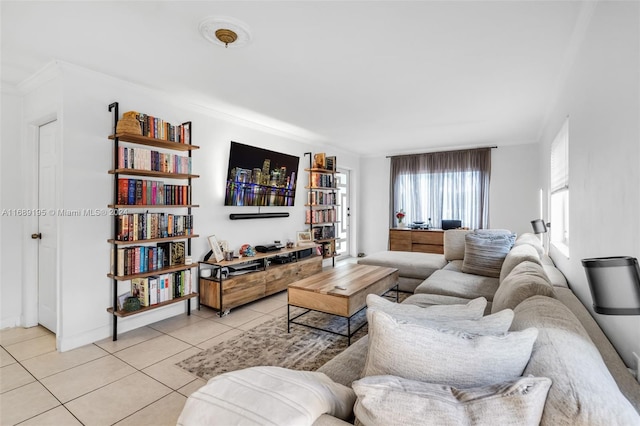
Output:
[[389, 148, 491, 229]]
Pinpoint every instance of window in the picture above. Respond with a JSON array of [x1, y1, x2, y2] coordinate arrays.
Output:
[[390, 148, 491, 229], [550, 119, 569, 255]]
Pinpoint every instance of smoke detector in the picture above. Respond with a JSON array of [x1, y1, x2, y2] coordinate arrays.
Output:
[[199, 16, 252, 48]]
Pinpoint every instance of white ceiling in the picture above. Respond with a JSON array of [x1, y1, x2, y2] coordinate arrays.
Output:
[[1, 1, 587, 156]]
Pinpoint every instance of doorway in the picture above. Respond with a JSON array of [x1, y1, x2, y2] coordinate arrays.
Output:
[[34, 120, 58, 333], [335, 168, 350, 259]]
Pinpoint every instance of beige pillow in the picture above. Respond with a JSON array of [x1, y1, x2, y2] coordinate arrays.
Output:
[[177, 366, 355, 425], [491, 261, 556, 314], [366, 294, 486, 320], [366, 294, 513, 334], [362, 310, 538, 388], [443, 229, 471, 261], [353, 375, 552, 426], [462, 232, 516, 278]]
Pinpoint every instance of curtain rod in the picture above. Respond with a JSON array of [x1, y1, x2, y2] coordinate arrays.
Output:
[[385, 145, 498, 158]]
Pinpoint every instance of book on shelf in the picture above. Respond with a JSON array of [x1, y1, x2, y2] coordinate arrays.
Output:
[[131, 277, 150, 307], [135, 114, 191, 144], [325, 156, 336, 171], [171, 241, 185, 266]]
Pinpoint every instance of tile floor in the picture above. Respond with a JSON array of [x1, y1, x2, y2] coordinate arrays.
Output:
[[0, 291, 290, 426]]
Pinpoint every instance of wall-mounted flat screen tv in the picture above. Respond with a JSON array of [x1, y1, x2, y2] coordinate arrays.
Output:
[[224, 141, 300, 206]]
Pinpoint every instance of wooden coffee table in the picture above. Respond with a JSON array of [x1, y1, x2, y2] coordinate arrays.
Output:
[[287, 263, 399, 345]]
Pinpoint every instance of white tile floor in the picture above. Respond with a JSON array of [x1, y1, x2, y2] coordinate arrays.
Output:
[[0, 291, 289, 426]]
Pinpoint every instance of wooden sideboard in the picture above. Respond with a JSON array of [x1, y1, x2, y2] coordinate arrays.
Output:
[[389, 228, 444, 254]]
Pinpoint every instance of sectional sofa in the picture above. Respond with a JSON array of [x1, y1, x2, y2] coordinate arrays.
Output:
[[315, 231, 640, 425], [178, 230, 640, 425]]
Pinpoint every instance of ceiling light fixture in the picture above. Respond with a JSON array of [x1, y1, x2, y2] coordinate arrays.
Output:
[[199, 16, 251, 49]]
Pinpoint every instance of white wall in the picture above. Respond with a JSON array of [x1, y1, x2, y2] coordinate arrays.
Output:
[[538, 1, 640, 367], [0, 90, 24, 328], [1, 62, 359, 351], [359, 145, 540, 255], [489, 143, 540, 235], [358, 157, 391, 255]]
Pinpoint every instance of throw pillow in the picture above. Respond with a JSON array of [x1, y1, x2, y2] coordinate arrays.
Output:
[[462, 232, 516, 278], [491, 261, 556, 314], [366, 294, 513, 334], [362, 310, 538, 388], [352, 375, 552, 426], [366, 294, 487, 320], [176, 366, 356, 426]]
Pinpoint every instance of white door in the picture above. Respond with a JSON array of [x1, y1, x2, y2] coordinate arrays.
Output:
[[335, 169, 350, 259], [37, 121, 58, 332]]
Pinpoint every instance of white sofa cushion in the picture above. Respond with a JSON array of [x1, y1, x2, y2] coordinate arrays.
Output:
[[499, 244, 541, 283], [357, 251, 446, 279], [462, 232, 517, 278], [367, 293, 486, 320], [366, 294, 513, 334], [511, 296, 640, 425], [352, 375, 552, 426], [492, 261, 556, 314], [414, 269, 499, 301], [362, 309, 538, 388], [177, 366, 356, 426], [513, 232, 545, 257]]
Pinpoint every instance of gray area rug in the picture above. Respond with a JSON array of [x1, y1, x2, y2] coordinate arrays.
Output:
[[176, 306, 369, 381]]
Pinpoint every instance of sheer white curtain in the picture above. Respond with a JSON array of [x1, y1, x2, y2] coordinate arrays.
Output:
[[390, 148, 491, 229]]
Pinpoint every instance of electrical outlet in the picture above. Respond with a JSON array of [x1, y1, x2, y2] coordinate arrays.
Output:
[[633, 352, 640, 384]]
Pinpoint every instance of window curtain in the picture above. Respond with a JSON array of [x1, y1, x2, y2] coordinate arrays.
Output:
[[390, 148, 491, 229]]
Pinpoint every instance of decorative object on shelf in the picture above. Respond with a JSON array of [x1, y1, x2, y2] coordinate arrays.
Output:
[[239, 244, 256, 257], [116, 111, 142, 135], [581, 256, 640, 315], [208, 235, 224, 262], [396, 209, 406, 227], [123, 296, 141, 312], [297, 231, 312, 244]]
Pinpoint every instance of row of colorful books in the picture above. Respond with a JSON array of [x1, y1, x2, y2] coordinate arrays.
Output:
[[116, 213, 193, 241], [309, 173, 335, 188], [114, 241, 185, 277], [117, 178, 190, 206], [117, 147, 192, 174], [136, 113, 191, 144], [307, 191, 337, 206], [130, 269, 193, 308], [305, 208, 337, 224]]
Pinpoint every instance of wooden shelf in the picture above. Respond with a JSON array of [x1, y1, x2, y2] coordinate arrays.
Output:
[[108, 263, 198, 281], [305, 186, 337, 190], [315, 238, 337, 243], [109, 133, 200, 151], [306, 221, 340, 226], [107, 293, 198, 317], [108, 169, 199, 179], [108, 204, 199, 209], [304, 167, 337, 174], [108, 234, 199, 246]]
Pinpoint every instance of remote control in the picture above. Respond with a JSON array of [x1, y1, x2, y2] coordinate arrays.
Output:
[[334, 285, 347, 290]]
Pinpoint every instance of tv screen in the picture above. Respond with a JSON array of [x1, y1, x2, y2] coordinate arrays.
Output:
[[224, 141, 300, 206]]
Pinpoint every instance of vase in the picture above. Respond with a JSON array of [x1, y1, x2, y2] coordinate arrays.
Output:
[[397, 222, 405, 228]]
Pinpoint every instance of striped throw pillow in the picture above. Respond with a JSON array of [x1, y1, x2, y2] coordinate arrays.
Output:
[[462, 232, 516, 278]]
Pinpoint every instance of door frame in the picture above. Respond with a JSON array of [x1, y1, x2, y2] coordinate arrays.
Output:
[[22, 113, 62, 340], [336, 167, 353, 259]]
